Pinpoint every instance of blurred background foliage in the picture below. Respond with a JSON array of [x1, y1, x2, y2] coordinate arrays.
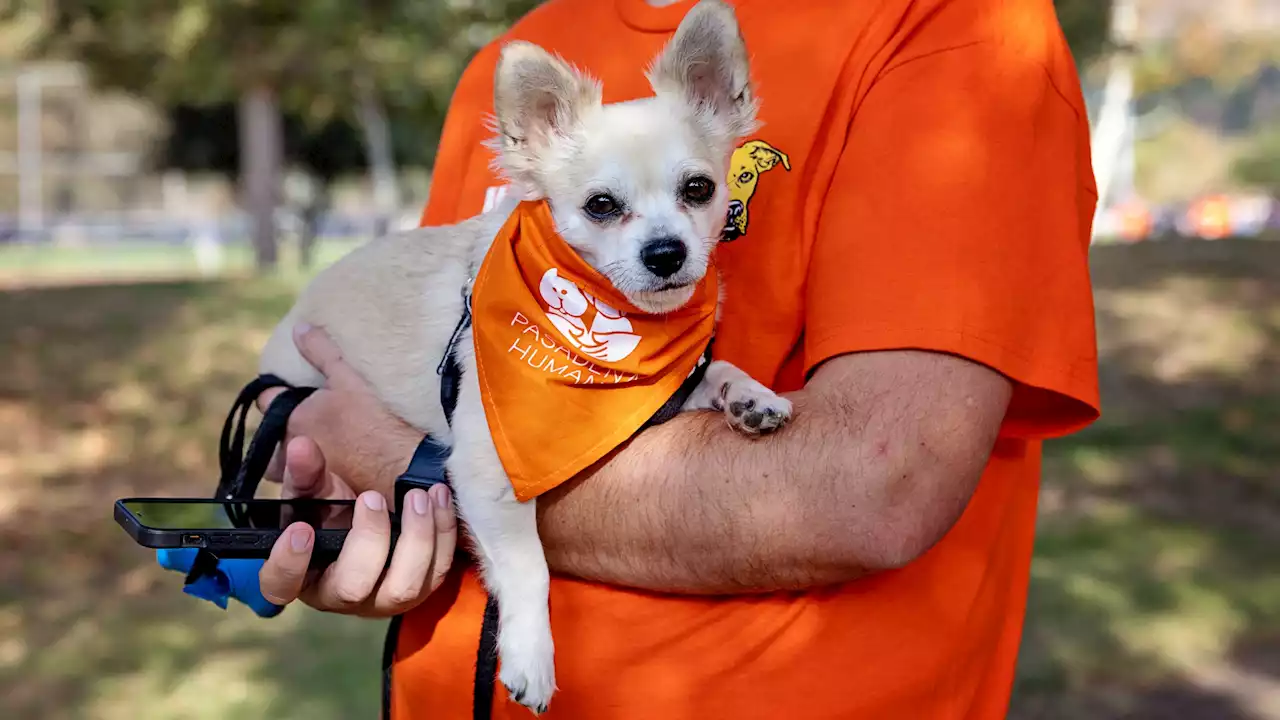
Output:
[[2, 2, 1280, 720], [0, 0, 1106, 270], [1, 0, 541, 268]]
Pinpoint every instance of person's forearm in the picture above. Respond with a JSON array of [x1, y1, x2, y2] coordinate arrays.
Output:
[[344, 351, 1003, 595], [533, 391, 877, 594], [533, 353, 1008, 595]]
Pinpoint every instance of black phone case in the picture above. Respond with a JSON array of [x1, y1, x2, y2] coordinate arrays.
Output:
[[114, 498, 400, 567]]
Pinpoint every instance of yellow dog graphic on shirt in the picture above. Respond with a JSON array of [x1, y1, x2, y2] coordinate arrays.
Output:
[[722, 139, 790, 241]]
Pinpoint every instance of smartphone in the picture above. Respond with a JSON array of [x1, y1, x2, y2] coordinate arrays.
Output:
[[114, 497, 397, 562]]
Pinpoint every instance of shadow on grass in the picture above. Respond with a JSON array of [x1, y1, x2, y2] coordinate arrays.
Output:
[[4, 239, 1280, 719], [0, 278, 389, 720], [1009, 239, 1280, 719]]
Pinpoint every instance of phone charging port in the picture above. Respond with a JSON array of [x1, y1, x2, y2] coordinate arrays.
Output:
[[182, 534, 205, 548]]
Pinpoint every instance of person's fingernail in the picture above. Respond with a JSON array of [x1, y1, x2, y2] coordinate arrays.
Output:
[[294, 322, 313, 337], [290, 526, 312, 553], [430, 484, 451, 509], [410, 489, 429, 516], [363, 491, 385, 511]]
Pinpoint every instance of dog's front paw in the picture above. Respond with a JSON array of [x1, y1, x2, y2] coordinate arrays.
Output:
[[717, 378, 792, 435], [499, 623, 556, 714]]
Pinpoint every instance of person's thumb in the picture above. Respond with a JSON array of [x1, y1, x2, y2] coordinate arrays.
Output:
[[281, 436, 330, 499]]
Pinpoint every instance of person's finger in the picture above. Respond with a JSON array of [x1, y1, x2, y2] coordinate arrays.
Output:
[[279, 436, 356, 505], [306, 490, 393, 611], [259, 522, 315, 606], [372, 488, 436, 613], [426, 484, 457, 593], [280, 436, 326, 499], [293, 324, 347, 381], [264, 444, 286, 484], [255, 385, 287, 414], [293, 324, 375, 393]]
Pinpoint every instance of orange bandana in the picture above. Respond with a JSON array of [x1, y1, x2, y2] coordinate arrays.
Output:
[[471, 200, 717, 502]]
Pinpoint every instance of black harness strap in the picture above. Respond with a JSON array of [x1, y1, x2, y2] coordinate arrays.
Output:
[[384, 288, 473, 720], [214, 299, 713, 720], [641, 341, 715, 431], [386, 332, 714, 720], [461, 339, 714, 720]]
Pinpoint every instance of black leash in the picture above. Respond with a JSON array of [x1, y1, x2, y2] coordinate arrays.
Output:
[[460, 339, 714, 718], [213, 359, 462, 720], [471, 593, 502, 720], [216, 374, 316, 526], [386, 280, 474, 720], [383, 333, 713, 719], [213, 291, 713, 719]]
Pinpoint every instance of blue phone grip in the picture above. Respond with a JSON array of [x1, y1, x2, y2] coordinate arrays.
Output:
[[156, 548, 284, 618]]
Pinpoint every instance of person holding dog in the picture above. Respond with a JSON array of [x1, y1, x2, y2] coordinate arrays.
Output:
[[256, 0, 1100, 717]]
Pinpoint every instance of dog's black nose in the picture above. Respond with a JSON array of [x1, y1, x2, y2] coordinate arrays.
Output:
[[640, 237, 687, 278]]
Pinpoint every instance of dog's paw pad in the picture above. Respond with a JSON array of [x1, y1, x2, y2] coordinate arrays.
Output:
[[723, 382, 792, 436]]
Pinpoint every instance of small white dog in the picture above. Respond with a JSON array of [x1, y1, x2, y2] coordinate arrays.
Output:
[[258, 0, 791, 712]]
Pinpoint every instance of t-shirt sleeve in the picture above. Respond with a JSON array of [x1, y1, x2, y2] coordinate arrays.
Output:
[[420, 46, 502, 227], [804, 41, 1100, 439]]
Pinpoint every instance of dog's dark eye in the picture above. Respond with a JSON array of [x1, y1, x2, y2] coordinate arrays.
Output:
[[681, 176, 716, 205], [583, 194, 620, 220]]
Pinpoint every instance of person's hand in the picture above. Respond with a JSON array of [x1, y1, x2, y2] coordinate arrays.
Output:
[[258, 434, 457, 616], [257, 323, 424, 498], [254, 323, 458, 616]]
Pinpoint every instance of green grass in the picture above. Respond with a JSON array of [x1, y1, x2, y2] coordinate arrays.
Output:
[[1011, 239, 1280, 719], [1015, 406, 1280, 718], [0, 239, 363, 287], [0, 274, 387, 720], [1, 238, 1278, 718]]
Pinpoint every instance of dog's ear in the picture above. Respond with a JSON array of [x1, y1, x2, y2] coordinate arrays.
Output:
[[646, 0, 759, 145], [489, 41, 602, 194]]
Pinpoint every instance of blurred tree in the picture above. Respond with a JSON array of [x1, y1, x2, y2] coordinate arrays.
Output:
[[1173, 19, 1226, 79], [1053, 0, 1114, 66], [13, 0, 537, 271], [13, 0, 1104, 246], [159, 101, 435, 268], [1232, 127, 1280, 194]]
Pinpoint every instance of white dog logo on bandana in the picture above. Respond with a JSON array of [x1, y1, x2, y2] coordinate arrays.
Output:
[[538, 268, 641, 363]]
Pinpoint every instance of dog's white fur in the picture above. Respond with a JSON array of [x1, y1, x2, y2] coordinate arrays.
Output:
[[258, 1, 790, 712]]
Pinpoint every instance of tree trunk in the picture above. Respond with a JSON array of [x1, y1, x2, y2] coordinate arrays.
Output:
[[239, 84, 284, 271], [299, 181, 330, 270], [1089, 0, 1137, 235], [355, 76, 399, 238]]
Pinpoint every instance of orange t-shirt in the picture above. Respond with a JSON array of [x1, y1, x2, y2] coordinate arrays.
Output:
[[394, 0, 1101, 718]]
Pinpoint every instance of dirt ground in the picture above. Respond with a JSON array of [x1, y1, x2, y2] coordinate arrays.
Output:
[[1, 238, 1277, 719]]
